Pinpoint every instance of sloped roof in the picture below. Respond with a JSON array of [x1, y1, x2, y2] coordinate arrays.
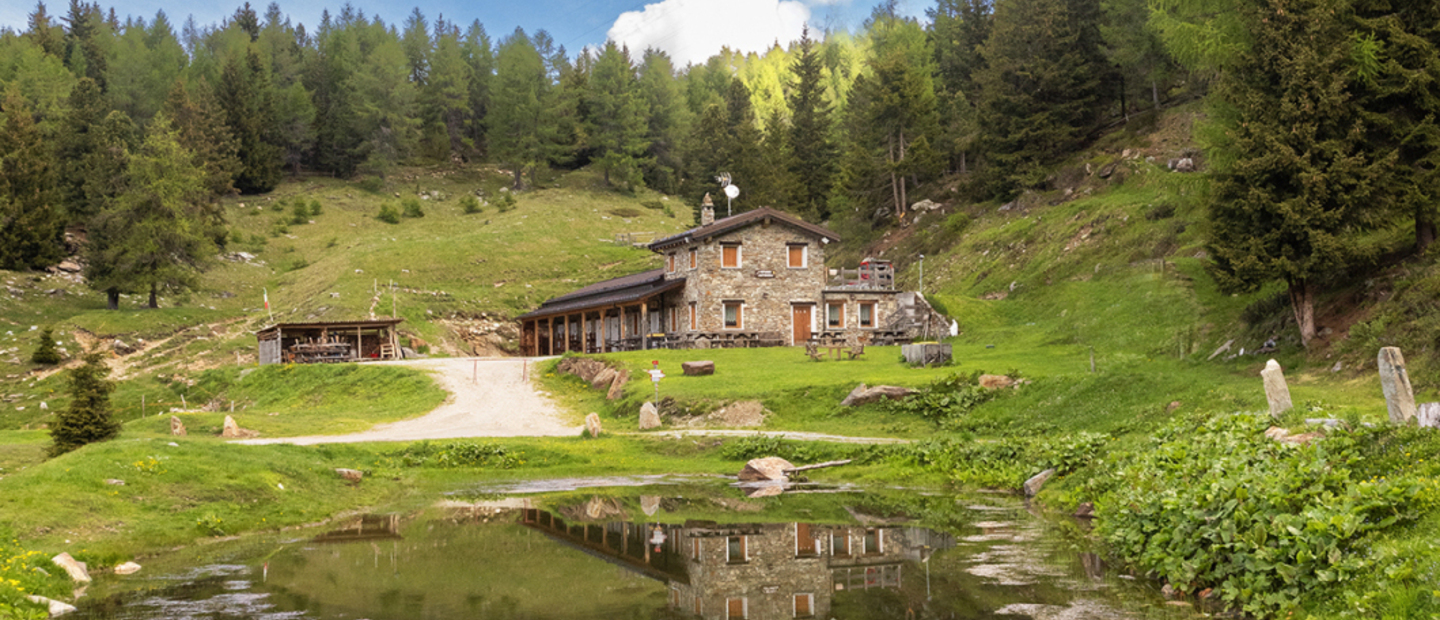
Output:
[[648, 207, 840, 251], [256, 318, 404, 337], [516, 269, 685, 320]]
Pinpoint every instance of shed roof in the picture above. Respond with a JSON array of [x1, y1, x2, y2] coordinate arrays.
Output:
[[517, 269, 685, 320], [648, 207, 840, 251], [256, 318, 404, 337]]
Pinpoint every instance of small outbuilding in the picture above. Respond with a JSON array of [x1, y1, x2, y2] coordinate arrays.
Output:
[[256, 319, 404, 365]]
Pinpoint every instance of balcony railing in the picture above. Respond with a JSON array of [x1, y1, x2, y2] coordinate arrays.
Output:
[[828, 263, 895, 290]]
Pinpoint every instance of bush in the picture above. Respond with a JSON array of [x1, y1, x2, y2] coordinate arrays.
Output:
[[495, 192, 516, 213], [642, 200, 664, 210], [48, 353, 121, 457], [383, 441, 524, 468], [355, 177, 384, 193], [31, 327, 61, 365], [269, 200, 285, 212], [944, 212, 972, 235], [402, 197, 425, 218], [377, 204, 401, 224], [885, 371, 994, 423], [289, 201, 310, 225], [309, 199, 323, 216], [460, 195, 482, 214]]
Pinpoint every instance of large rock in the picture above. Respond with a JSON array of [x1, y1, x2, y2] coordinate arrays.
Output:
[[584, 412, 603, 437], [1378, 347, 1417, 423], [558, 357, 608, 383], [1418, 402, 1440, 429], [1023, 468, 1056, 497], [590, 368, 617, 390], [170, 416, 187, 436], [51, 552, 90, 583], [738, 456, 795, 482], [112, 339, 136, 355], [1260, 359, 1292, 417], [25, 595, 76, 617], [220, 415, 258, 439], [978, 374, 1015, 389], [840, 384, 916, 406], [606, 370, 629, 400], [56, 259, 82, 273], [682, 361, 715, 376], [113, 561, 142, 575], [335, 468, 364, 483], [638, 402, 661, 430]]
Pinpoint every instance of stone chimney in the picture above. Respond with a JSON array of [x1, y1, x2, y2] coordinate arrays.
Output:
[[701, 193, 715, 226]]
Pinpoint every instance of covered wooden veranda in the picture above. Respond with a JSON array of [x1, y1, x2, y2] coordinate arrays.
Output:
[[256, 318, 404, 364], [517, 269, 685, 357]]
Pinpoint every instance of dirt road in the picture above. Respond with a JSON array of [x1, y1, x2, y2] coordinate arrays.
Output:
[[238, 357, 579, 446]]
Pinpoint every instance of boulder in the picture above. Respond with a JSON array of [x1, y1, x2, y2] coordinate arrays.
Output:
[[911, 199, 942, 212], [57, 259, 82, 273], [738, 456, 795, 482], [606, 370, 629, 400], [335, 468, 364, 483], [51, 552, 90, 583], [220, 415, 258, 439], [112, 339, 136, 355], [584, 412, 602, 437], [840, 384, 916, 406], [640, 496, 661, 516], [113, 562, 141, 575], [558, 357, 608, 383], [638, 402, 661, 430], [1260, 359, 1293, 417], [1023, 468, 1056, 497], [25, 595, 76, 617], [170, 416, 187, 436], [1174, 157, 1196, 172], [1378, 347, 1417, 423], [978, 374, 1015, 389], [591, 368, 617, 390], [104, 479, 125, 486], [1419, 402, 1440, 429], [682, 361, 715, 376]]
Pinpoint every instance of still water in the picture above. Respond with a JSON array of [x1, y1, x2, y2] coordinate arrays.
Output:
[[73, 480, 1171, 619]]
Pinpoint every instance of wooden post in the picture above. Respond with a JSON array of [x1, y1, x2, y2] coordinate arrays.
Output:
[[581, 312, 588, 353], [546, 318, 555, 356], [356, 326, 362, 360], [640, 301, 649, 350]]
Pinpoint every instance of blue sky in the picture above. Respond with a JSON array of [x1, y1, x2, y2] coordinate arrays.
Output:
[[2, 0, 931, 67]]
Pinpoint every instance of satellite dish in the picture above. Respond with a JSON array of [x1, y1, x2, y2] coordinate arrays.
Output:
[[724, 185, 740, 200]]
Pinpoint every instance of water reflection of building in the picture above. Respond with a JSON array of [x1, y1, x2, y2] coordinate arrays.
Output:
[[312, 514, 402, 544], [519, 508, 954, 619]]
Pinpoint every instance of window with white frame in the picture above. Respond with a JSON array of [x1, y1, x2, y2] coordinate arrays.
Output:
[[794, 593, 815, 618], [787, 244, 807, 268], [859, 301, 875, 328], [721, 243, 741, 268], [723, 301, 743, 329], [826, 302, 845, 328]]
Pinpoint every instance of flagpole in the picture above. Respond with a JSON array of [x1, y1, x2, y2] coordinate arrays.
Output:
[[264, 288, 274, 323]]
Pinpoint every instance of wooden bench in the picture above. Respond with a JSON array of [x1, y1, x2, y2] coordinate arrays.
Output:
[[847, 343, 865, 360], [804, 341, 824, 361]]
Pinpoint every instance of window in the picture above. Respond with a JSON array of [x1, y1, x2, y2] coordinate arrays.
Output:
[[689, 247, 697, 269], [666, 253, 676, 273], [688, 302, 697, 331], [796, 523, 818, 557], [787, 244, 807, 268], [727, 597, 747, 620], [794, 593, 814, 618], [826, 302, 845, 328], [831, 531, 850, 556], [727, 535, 748, 563], [859, 302, 875, 328], [723, 302, 743, 329], [863, 528, 882, 554], [721, 243, 741, 268]]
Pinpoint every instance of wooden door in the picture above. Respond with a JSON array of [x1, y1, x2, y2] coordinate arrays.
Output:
[[792, 305, 811, 344]]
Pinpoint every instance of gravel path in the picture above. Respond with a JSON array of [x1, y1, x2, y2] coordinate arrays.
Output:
[[237, 357, 579, 446]]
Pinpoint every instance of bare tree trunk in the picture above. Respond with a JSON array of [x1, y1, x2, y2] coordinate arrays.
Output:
[[960, 150, 967, 175], [1151, 79, 1160, 108], [1119, 74, 1129, 122], [1417, 207, 1436, 253], [106, 288, 119, 310], [1287, 279, 1316, 347], [512, 165, 523, 190], [888, 137, 901, 221], [147, 282, 158, 309]]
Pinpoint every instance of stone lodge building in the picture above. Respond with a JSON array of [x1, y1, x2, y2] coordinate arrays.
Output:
[[518, 198, 938, 356]]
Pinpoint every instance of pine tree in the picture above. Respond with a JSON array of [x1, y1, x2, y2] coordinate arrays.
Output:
[[424, 28, 471, 160], [163, 79, 240, 198], [489, 28, 548, 189], [27, 2, 67, 59], [48, 352, 121, 457], [586, 42, 648, 190], [719, 79, 767, 211], [31, 327, 62, 365], [218, 48, 283, 192], [63, 0, 110, 91], [787, 26, 836, 219], [0, 88, 65, 270], [929, 0, 990, 174], [974, 0, 1109, 195], [758, 106, 798, 212], [308, 18, 365, 177], [1207, 0, 1390, 347], [460, 21, 494, 159], [55, 77, 110, 221], [354, 35, 419, 177], [636, 49, 687, 194]]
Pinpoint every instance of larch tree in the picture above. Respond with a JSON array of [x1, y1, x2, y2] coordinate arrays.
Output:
[[585, 42, 648, 190], [163, 78, 240, 198], [1206, 0, 1390, 347], [488, 28, 548, 189], [460, 20, 494, 159]]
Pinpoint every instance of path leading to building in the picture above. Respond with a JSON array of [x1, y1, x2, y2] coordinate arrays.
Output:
[[237, 357, 579, 446]]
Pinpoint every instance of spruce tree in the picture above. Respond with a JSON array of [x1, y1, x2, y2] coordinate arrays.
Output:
[[758, 107, 799, 213], [0, 88, 65, 270], [787, 26, 836, 220], [55, 77, 110, 221], [1207, 0, 1389, 346], [461, 21, 494, 159], [218, 48, 283, 192], [586, 42, 648, 190], [636, 49, 687, 194], [48, 352, 121, 457], [164, 78, 240, 197], [31, 327, 62, 365], [424, 29, 471, 160], [309, 21, 365, 177], [63, 0, 110, 91]]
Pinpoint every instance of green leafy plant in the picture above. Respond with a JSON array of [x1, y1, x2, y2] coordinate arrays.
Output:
[[377, 204, 401, 224], [460, 195, 482, 214], [495, 192, 516, 213], [382, 441, 524, 469], [289, 201, 310, 225], [196, 514, 225, 536], [309, 199, 323, 216], [401, 197, 425, 218], [885, 371, 994, 423]]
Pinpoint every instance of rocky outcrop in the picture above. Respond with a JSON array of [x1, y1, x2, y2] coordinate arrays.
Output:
[[606, 370, 629, 400], [978, 374, 1015, 389], [335, 468, 364, 483], [170, 416, 187, 436], [840, 383, 916, 406]]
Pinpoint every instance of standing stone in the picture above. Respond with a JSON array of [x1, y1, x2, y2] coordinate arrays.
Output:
[[606, 370, 629, 400], [170, 416, 187, 436], [585, 412, 603, 437], [590, 368, 616, 390], [1416, 402, 1440, 429], [1378, 347, 1417, 424], [1260, 359, 1292, 417], [638, 402, 661, 430]]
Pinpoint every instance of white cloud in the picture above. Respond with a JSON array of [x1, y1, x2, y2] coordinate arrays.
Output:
[[606, 0, 812, 68]]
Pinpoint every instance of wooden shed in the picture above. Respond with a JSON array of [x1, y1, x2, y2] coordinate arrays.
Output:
[[256, 319, 404, 365]]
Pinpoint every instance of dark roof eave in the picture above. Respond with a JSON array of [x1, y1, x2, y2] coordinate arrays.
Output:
[[516, 277, 686, 321], [648, 207, 840, 251]]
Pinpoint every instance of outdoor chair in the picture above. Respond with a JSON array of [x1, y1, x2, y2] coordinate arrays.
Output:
[[804, 341, 823, 361]]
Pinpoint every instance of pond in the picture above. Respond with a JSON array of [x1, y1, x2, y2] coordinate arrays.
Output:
[[72, 479, 1179, 619]]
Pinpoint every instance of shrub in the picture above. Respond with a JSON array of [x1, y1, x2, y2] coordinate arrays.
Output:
[[48, 353, 121, 457], [269, 200, 285, 212], [944, 212, 972, 235], [460, 195, 482, 214], [377, 204, 401, 224], [31, 327, 61, 365], [495, 192, 516, 213], [885, 371, 993, 423], [402, 197, 425, 218], [383, 441, 524, 468], [355, 177, 384, 193], [289, 201, 310, 225], [609, 207, 642, 218], [309, 199, 323, 216]]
